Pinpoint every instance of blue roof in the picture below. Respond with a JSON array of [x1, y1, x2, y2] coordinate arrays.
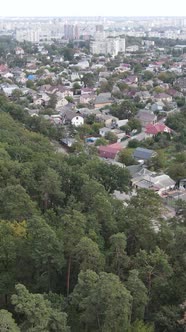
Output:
[[27, 74, 36, 80], [133, 147, 155, 160], [85, 137, 98, 143]]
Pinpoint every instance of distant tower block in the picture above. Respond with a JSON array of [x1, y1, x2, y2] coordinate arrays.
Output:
[[96, 24, 104, 32]]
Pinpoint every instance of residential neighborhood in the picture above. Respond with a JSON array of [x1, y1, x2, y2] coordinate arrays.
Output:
[[0, 30, 186, 213]]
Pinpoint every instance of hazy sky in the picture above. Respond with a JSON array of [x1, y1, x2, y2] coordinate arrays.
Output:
[[1, 0, 186, 17]]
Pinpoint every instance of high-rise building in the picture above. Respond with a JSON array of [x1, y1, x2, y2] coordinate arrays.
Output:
[[64, 24, 79, 40], [90, 37, 125, 56], [96, 24, 104, 32]]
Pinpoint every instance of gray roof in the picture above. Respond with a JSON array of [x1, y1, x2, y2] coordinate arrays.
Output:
[[95, 92, 113, 104], [133, 147, 156, 160], [127, 164, 144, 177], [100, 127, 111, 133], [135, 109, 156, 122]]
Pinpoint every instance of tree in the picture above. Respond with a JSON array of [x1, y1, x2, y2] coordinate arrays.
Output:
[[74, 237, 105, 272], [0, 221, 20, 305], [126, 270, 148, 321], [95, 137, 108, 146], [127, 118, 142, 133], [118, 149, 137, 166], [122, 189, 162, 255], [0, 184, 37, 221], [27, 217, 65, 292], [26, 80, 35, 89], [71, 270, 132, 332], [61, 210, 86, 296], [39, 167, 64, 210], [110, 101, 137, 120], [105, 131, 117, 143], [82, 73, 96, 87], [134, 247, 173, 295], [107, 232, 130, 279], [147, 151, 166, 171], [143, 70, 154, 81], [48, 94, 57, 109], [65, 96, 74, 103], [83, 158, 130, 193], [128, 320, 154, 332], [0, 309, 20, 332], [11, 284, 70, 332]]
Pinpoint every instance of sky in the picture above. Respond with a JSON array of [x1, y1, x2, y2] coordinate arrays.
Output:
[[1, 0, 186, 17]]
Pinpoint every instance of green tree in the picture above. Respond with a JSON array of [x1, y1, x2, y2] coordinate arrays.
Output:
[[71, 270, 132, 332], [0, 309, 20, 332], [0, 221, 23, 305], [83, 158, 130, 193], [0, 184, 37, 221], [95, 137, 108, 146], [26, 80, 35, 89], [118, 149, 137, 166], [126, 270, 148, 321], [61, 210, 86, 295], [48, 94, 57, 109], [128, 320, 154, 332], [105, 131, 118, 143], [134, 247, 173, 295], [11, 284, 70, 332], [107, 232, 130, 279], [39, 167, 64, 210], [27, 217, 65, 292], [110, 100, 137, 120], [74, 237, 105, 272]]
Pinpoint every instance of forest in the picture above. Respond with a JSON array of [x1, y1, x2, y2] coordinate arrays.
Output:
[[0, 96, 185, 332]]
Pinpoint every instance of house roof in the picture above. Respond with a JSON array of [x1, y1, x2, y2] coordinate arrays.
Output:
[[145, 123, 171, 135], [62, 110, 83, 121], [99, 143, 122, 153], [154, 93, 171, 99], [95, 92, 113, 104], [136, 110, 156, 122], [100, 127, 111, 133], [127, 164, 144, 177], [133, 147, 156, 160]]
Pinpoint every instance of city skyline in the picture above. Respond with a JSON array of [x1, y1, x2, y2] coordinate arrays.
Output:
[[1, 0, 186, 17]]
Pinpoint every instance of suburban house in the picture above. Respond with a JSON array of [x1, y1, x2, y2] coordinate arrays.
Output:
[[80, 94, 95, 105], [94, 92, 114, 108], [166, 88, 183, 98], [133, 147, 157, 162], [135, 110, 157, 127], [0, 64, 9, 75], [128, 166, 175, 195], [123, 75, 138, 86], [145, 123, 172, 137], [99, 127, 111, 137], [174, 77, 186, 93], [98, 143, 123, 159], [96, 114, 118, 127], [151, 101, 165, 113], [154, 93, 172, 103], [0, 83, 20, 96], [61, 110, 84, 127], [135, 91, 151, 101]]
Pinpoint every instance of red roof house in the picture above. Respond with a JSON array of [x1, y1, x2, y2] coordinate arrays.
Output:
[[98, 143, 123, 159], [145, 123, 172, 136], [0, 64, 8, 74]]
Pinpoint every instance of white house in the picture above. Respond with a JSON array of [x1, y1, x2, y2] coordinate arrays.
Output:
[[71, 115, 84, 127]]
